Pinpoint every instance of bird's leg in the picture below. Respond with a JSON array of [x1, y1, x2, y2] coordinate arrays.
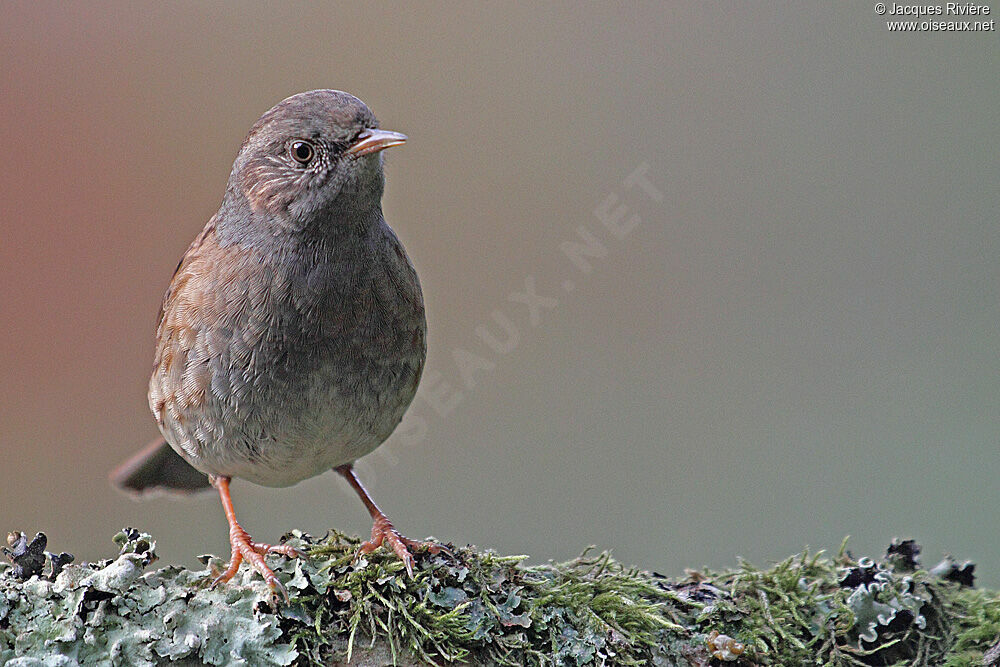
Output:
[[334, 464, 441, 577], [208, 475, 301, 603]]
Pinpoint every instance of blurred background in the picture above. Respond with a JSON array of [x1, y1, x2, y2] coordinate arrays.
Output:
[[1, 3, 998, 584]]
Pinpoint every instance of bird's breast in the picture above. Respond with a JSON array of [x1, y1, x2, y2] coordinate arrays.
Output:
[[149, 224, 426, 483]]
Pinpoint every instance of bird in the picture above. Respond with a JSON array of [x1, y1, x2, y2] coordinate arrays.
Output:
[[111, 90, 436, 601]]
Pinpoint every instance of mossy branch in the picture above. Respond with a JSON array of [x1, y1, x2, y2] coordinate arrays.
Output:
[[2, 529, 999, 666]]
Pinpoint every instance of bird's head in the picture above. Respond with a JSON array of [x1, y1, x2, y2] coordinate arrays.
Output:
[[226, 90, 406, 226]]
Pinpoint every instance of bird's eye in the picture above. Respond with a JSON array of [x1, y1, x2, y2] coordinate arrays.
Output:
[[290, 140, 315, 165]]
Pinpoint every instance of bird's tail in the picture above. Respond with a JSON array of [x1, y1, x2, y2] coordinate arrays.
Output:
[[110, 437, 212, 496]]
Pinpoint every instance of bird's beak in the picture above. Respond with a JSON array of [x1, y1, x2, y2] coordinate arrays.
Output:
[[346, 129, 407, 157]]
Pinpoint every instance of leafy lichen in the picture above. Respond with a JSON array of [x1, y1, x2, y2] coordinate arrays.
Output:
[[1, 530, 998, 666]]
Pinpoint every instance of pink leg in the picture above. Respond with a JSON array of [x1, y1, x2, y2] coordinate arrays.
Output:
[[334, 464, 442, 577], [209, 475, 303, 603]]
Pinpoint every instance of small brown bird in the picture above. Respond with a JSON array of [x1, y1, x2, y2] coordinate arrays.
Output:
[[112, 90, 435, 600]]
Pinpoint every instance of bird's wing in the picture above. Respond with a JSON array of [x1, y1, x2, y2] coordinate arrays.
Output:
[[155, 215, 218, 335]]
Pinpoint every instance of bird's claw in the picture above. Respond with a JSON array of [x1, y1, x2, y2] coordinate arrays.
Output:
[[209, 569, 289, 605], [210, 528, 299, 604], [267, 578, 290, 605], [250, 541, 306, 560], [355, 515, 444, 577]]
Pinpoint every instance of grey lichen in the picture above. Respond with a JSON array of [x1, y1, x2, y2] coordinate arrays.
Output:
[[1, 529, 293, 666], [1, 530, 999, 666], [3, 532, 74, 581]]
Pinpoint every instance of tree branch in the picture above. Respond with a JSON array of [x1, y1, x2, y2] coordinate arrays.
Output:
[[1, 529, 997, 665]]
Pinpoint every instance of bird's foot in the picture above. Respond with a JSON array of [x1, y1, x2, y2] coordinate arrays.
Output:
[[334, 464, 447, 577], [211, 525, 302, 604], [357, 514, 443, 577], [249, 540, 306, 560]]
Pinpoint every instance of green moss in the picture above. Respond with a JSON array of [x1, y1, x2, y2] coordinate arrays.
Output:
[[1, 529, 998, 665], [943, 587, 1000, 667]]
